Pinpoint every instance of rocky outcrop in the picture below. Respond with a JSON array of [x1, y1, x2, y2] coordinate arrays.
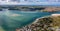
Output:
[[16, 15, 60, 31]]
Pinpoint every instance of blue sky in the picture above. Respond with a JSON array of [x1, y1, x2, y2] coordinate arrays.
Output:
[[0, 0, 60, 6]]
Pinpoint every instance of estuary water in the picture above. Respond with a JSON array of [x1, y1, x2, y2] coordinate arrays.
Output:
[[0, 10, 60, 31]]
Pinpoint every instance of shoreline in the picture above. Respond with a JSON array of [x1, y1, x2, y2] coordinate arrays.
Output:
[[32, 15, 51, 24], [23, 15, 51, 28]]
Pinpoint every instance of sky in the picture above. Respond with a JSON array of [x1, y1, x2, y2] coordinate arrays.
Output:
[[0, 0, 60, 5]]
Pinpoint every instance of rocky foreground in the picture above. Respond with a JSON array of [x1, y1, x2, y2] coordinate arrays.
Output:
[[16, 15, 60, 31]]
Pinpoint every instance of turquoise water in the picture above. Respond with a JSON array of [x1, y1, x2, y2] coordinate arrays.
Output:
[[0, 10, 60, 31]]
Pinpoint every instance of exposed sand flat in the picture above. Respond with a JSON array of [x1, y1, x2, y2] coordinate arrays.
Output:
[[10, 14, 23, 16], [51, 14, 60, 17]]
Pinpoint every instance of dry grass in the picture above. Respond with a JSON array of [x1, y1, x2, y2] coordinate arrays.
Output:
[[51, 16, 60, 27]]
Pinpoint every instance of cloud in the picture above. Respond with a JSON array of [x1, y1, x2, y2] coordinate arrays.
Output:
[[0, 0, 60, 5]]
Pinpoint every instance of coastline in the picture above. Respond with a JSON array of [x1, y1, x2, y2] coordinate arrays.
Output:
[[32, 15, 51, 24], [23, 15, 51, 28]]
